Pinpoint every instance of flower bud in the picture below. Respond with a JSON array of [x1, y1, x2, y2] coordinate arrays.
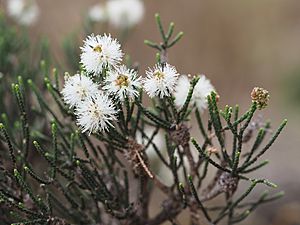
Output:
[[251, 87, 270, 109]]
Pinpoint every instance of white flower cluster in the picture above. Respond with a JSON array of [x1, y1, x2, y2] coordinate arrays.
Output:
[[62, 73, 117, 134], [62, 34, 215, 134], [88, 0, 144, 29], [7, 0, 39, 26], [63, 34, 141, 134]]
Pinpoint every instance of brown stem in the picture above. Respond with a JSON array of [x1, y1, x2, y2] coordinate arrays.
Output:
[[146, 197, 182, 225]]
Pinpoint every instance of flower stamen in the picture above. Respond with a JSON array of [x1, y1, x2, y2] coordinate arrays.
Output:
[[93, 45, 102, 53], [154, 70, 165, 79], [115, 74, 129, 87]]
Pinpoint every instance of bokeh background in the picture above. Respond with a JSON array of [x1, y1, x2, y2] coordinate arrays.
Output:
[[2, 0, 300, 224]]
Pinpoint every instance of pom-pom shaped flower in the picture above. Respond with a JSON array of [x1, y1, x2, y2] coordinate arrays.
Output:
[[80, 34, 123, 75], [174, 74, 215, 112], [251, 87, 270, 110], [75, 93, 117, 134], [88, 3, 107, 22], [143, 63, 179, 98], [61, 73, 99, 108], [7, 0, 39, 26], [103, 65, 141, 101], [106, 0, 144, 29]]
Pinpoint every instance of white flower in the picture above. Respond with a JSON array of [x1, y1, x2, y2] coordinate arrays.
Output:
[[136, 126, 166, 160], [7, 0, 39, 26], [61, 73, 99, 108], [174, 74, 215, 112], [174, 75, 190, 108], [143, 63, 179, 98], [7, 0, 24, 17], [75, 93, 117, 134], [80, 34, 123, 75], [103, 65, 141, 101], [88, 3, 107, 22], [106, 0, 144, 29]]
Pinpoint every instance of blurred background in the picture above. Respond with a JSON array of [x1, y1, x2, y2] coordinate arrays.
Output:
[[1, 0, 300, 224]]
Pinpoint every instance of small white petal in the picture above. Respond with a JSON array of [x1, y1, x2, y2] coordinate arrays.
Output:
[[80, 34, 123, 75], [103, 65, 141, 101], [143, 63, 179, 98], [75, 93, 117, 134], [61, 73, 99, 108]]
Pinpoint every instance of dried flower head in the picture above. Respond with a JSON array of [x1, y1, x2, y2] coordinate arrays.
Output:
[[143, 63, 179, 98], [75, 93, 117, 134], [61, 73, 99, 108], [80, 34, 123, 75], [106, 0, 144, 29], [125, 139, 153, 178], [251, 87, 270, 110], [174, 74, 215, 112], [103, 65, 141, 101], [218, 172, 239, 196]]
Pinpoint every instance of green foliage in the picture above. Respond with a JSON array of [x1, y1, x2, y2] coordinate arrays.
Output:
[[0, 13, 287, 225], [0, 12, 52, 127]]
